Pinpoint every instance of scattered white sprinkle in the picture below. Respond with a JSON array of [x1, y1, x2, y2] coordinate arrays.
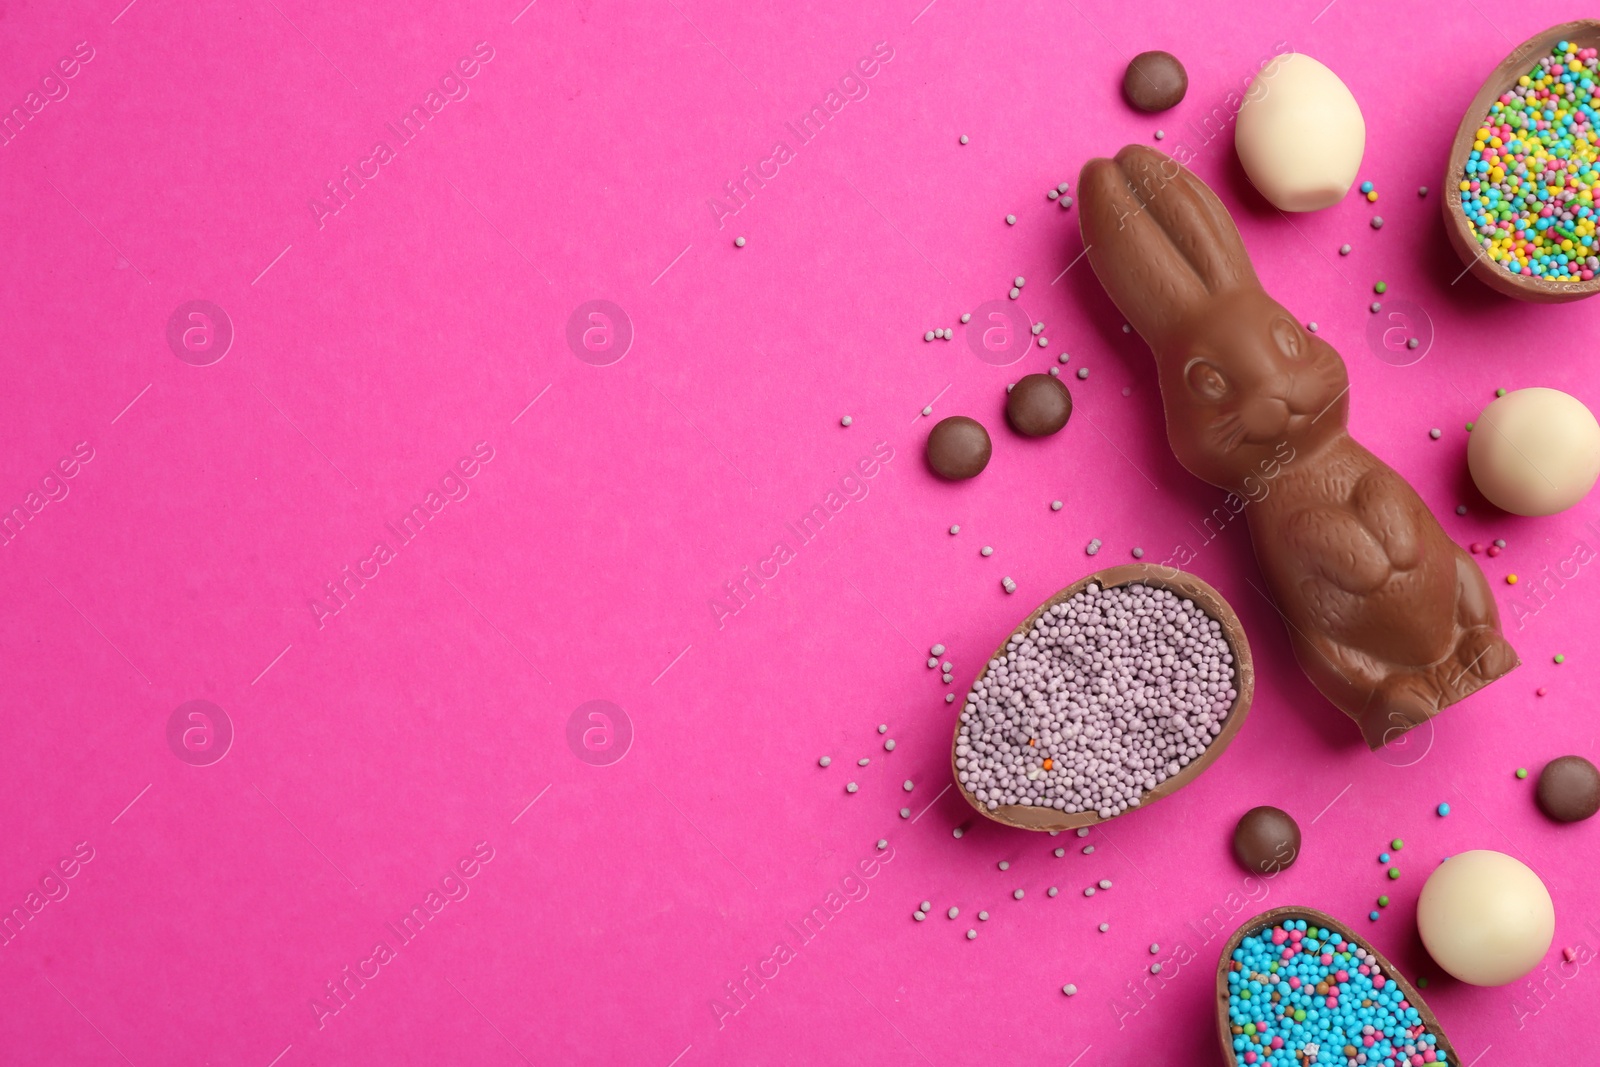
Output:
[[981, 546, 993, 557], [1054, 848, 1065, 857], [1149, 942, 1160, 954], [931, 643, 946, 655], [734, 236, 746, 247], [1013, 889, 1024, 900], [1155, 130, 1165, 140], [1076, 828, 1090, 838], [998, 860, 1009, 871], [1084, 887, 1096, 897], [922, 406, 933, 416], [1099, 923, 1109, 932], [858, 758, 870, 766], [1062, 984, 1078, 996], [1051, 500, 1063, 511], [948, 906, 959, 919], [1150, 962, 1163, 974], [952, 826, 964, 838], [819, 756, 831, 767], [979, 910, 989, 921], [903, 780, 914, 791], [967, 929, 977, 939], [1082, 845, 1094, 855], [914, 910, 925, 921], [959, 134, 969, 145], [1077, 367, 1089, 379], [884, 739, 896, 751], [900, 807, 911, 818], [877, 839, 888, 850], [1339, 244, 1352, 255], [878, 724, 888, 734], [1429, 428, 1442, 440], [1005, 214, 1017, 225], [960, 313, 971, 324], [846, 782, 858, 793], [949, 524, 960, 535]]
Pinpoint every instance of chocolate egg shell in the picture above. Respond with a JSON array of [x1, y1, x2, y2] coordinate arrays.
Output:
[[1443, 19, 1600, 302], [1215, 906, 1460, 1065], [926, 415, 992, 479], [950, 564, 1254, 833]]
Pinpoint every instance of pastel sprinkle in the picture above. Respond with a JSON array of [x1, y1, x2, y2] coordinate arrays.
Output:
[[1517, 767, 1529, 779], [1555, 653, 1566, 663], [1005, 214, 1017, 226], [1437, 802, 1451, 816], [1459, 43, 1600, 282], [734, 236, 746, 247]]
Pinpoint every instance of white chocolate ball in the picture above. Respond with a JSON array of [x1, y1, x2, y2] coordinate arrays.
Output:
[[1468, 387, 1600, 515], [1417, 850, 1553, 986], [1235, 54, 1365, 211]]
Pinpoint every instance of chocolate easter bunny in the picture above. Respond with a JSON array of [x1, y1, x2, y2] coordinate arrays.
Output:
[[1079, 145, 1516, 749]]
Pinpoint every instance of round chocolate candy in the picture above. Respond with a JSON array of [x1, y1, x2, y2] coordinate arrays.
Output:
[[1122, 51, 1188, 113], [926, 416, 992, 480], [1005, 374, 1073, 437], [1232, 805, 1300, 874], [1536, 755, 1600, 823]]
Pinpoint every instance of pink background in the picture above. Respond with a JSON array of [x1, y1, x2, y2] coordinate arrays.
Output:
[[2, 0, 1598, 1062]]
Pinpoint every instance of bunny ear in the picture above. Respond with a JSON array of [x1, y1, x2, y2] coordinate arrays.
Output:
[[1079, 155, 1210, 344], [1112, 145, 1259, 296]]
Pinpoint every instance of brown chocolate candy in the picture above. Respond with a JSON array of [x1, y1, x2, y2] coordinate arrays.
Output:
[[1123, 51, 1188, 113], [1079, 146, 1518, 750], [1537, 755, 1600, 822], [1232, 805, 1300, 874], [926, 416, 991, 480], [1006, 374, 1073, 437]]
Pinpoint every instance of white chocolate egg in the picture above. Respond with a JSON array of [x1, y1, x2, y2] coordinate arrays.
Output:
[[1235, 54, 1366, 211], [1417, 850, 1554, 986], [1468, 387, 1600, 515]]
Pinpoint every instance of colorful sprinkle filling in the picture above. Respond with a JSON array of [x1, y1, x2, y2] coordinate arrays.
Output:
[[1227, 917, 1449, 1066], [1459, 42, 1600, 281]]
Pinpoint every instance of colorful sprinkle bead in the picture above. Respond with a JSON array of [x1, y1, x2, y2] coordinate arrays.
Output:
[[1227, 917, 1449, 1067], [1460, 42, 1600, 282], [1437, 802, 1451, 816], [1517, 767, 1529, 779]]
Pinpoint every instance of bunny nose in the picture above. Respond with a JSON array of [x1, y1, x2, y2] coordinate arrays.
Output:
[[1239, 395, 1292, 437]]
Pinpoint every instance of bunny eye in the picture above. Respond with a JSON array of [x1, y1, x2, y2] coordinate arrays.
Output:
[[1271, 317, 1304, 359], [1185, 359, 1229, 402]]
